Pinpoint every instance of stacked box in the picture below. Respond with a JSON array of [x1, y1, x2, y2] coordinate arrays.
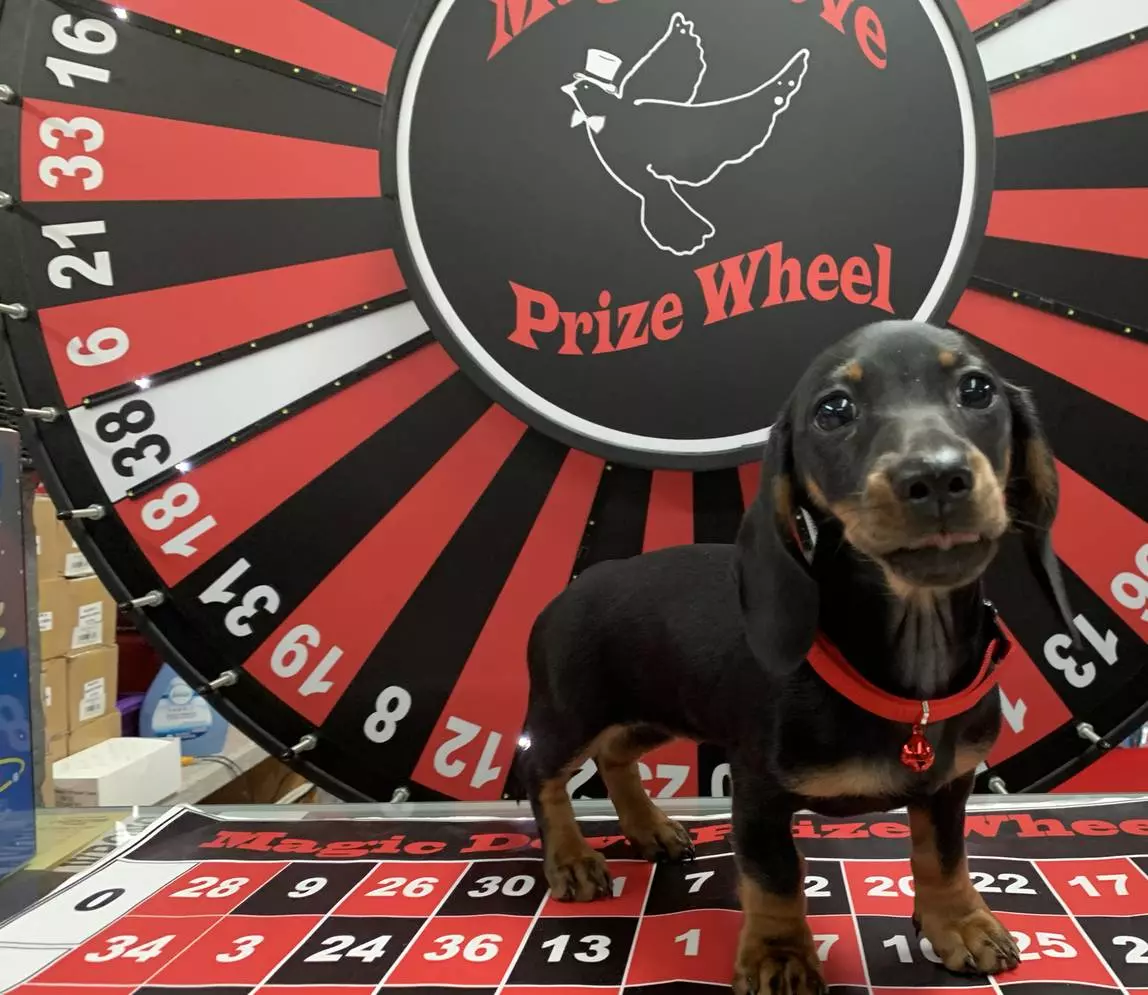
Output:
[[33, 493, 121, 771], [32, 494, 92, 581]]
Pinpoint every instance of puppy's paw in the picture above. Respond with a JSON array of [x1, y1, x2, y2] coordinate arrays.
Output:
[[625, 815, 695, 863], [545, 848, 611, 902], [733, 941, 826, 995], [917, 906, 1020, 975]]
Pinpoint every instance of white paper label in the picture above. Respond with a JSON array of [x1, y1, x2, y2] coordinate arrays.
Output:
[[71, 623, 102, 650], [65, 552, 93, 577], [36, 535, 41, 556], [44, 685, 53, 707], [77, 601, 104, 623], [79, 677, 106, 722], [39, 611, 53, 632]]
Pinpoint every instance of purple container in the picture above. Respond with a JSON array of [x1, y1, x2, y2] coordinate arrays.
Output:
[[116, 693, 146, 738]]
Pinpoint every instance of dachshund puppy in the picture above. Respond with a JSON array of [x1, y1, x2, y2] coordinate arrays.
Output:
[[518, 320, 1076, 995]]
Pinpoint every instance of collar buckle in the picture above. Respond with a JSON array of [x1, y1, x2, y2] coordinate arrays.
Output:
[[984, 599, 1011, 663]]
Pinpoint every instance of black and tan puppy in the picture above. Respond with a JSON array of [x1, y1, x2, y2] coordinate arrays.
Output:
[[519, 321, 1077, 995]]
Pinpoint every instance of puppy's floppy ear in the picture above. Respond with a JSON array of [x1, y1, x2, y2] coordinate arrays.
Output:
[[734, 406, 819, 672], [1005, 381, 1077, 643]]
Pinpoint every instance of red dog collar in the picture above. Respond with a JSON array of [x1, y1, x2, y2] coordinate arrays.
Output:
[[804, 603, 1010, 773]]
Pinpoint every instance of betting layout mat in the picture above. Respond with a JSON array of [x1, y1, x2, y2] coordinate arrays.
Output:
[[3, 799, 1148, 995]]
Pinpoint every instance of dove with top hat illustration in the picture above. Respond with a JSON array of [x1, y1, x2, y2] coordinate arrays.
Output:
[[562, 13, 810, 256]]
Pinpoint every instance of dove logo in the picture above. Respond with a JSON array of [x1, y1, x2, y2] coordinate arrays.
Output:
[[386, 0, 993, 465], [562, 15, 810, 257]]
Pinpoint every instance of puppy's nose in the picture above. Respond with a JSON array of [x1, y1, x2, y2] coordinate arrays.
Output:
[[889, 447, 973, 508]]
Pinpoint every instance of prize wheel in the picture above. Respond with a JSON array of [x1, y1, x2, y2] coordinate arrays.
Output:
[[0, 0, 1143, 801]]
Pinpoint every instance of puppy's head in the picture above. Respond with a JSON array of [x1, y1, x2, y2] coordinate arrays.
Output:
[[736, 320, 1074, 669]]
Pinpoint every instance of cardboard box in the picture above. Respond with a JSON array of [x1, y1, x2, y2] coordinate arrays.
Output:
[[47, 732, 69, 763], [39, 576, 116, 657], [43, 733, 68, 807], [66, 709, 121, 757], [31, 494, 92, 578], [64, 575, 116, 651], [37, 578, 73, 660], [66, 645, 118, 729], [41, 657, 67, 740], [205, 756, 313, 805], [62, 529, 94, 579], [55, 736, 178, 807], [32, 495, 66, 579]]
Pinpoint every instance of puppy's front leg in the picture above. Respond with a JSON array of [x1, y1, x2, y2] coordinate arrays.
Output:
[[533, 770, 611, 903], [908, 773, 1020, 974], [732, 786, 823, 995]]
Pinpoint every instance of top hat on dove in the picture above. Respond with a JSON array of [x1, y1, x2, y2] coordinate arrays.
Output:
[[576, 48, 623, 91]]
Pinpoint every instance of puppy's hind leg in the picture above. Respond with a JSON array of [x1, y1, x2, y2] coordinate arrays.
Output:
[[596, 724, 694, 863]]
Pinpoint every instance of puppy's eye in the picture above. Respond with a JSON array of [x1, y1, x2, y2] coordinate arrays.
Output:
[[958, 372, 995, 409], [814, 393, 857, 431]]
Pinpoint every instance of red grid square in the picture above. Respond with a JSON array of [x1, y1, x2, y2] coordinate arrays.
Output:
[[1037, 858, 1148, 916], [384, 914, 532, 986], [31, 915, 213, 985], [626, 908, 741, 986], [132, 861, 288, 916], [507, 988, 622, 995], [994, 910, 1115, 986], [843, 860, 915, 916], [335, 861, 468, 916], [810, 913, 866, 988], [8, 988, 134, 995], [874, 989, 995, 995], [259, 988, 378, 995], [149, 913, 321, 986]]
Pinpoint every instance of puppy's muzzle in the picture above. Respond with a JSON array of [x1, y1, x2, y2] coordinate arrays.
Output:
[[887, 445, 974, 521], [858, 444, 1006, 589]]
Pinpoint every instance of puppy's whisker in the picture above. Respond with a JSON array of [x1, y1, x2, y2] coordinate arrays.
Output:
[[1007, 515, 1043, 531]]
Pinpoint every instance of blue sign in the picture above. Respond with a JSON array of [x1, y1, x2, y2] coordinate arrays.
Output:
[[0, 429, 35, 880]]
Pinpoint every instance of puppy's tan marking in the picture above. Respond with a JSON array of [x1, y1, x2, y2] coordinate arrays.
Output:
[[967, 447, 1009, 538], [594, 726, 693, 862], [833, 463, 907, 552], [803, 476, 830, 512], [952, 741, 993, 779], [828, 498, 867, 544], [739, 871, 811, 944], [537, 746, 610, 903], [843, 360, 864, 382], [774, 474, 795, 527], [882, 569, 924, 601], [909, 807, 1020, 974], [938, 349, 958, 368], [734, 871, 823, 995], [538, 772, 609, 902], [1025, 437, 1057, 511], [788, 758, 909, 798]]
